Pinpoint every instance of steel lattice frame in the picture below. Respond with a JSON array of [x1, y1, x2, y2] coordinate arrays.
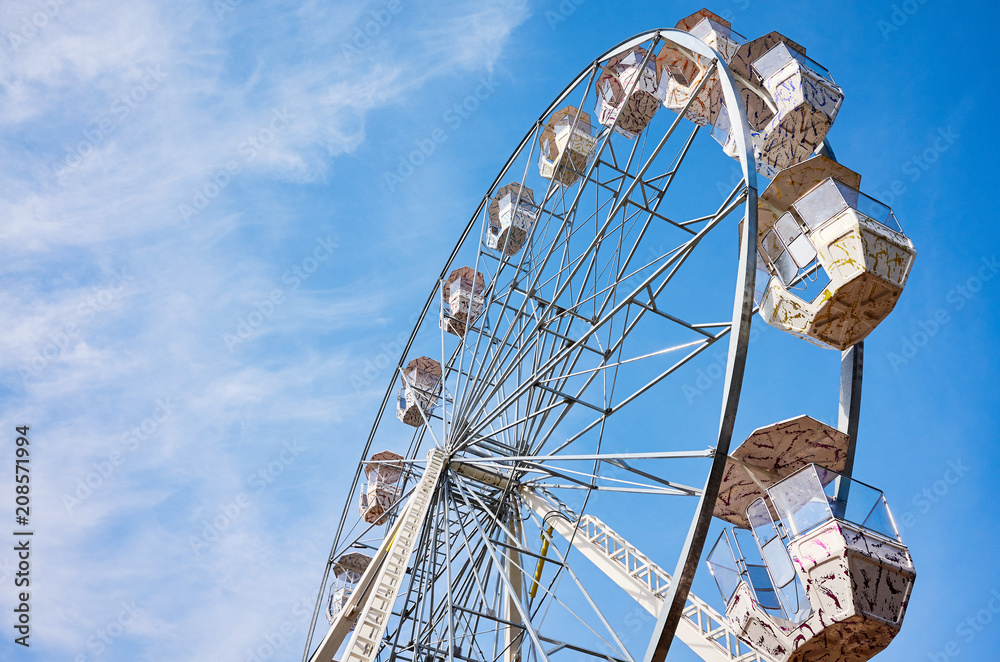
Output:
[[299, 28, 809, 662]]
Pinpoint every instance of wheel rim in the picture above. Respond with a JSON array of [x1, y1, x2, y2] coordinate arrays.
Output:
[[304, 29, 763, 662]]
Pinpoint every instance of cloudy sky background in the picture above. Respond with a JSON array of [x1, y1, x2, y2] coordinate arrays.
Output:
[[0, 1, 997, 661]]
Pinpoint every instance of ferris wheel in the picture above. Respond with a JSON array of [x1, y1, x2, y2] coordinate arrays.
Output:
[[302, 10, 917, 662]]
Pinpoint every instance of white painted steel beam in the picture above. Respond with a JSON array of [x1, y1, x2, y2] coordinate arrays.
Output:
[[504, 514, 525, 662], [308, 449, 446, 662], [519, 487, 771, 662]]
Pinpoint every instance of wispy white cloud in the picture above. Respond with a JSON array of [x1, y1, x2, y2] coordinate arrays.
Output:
[[0, 0, 530, 659]]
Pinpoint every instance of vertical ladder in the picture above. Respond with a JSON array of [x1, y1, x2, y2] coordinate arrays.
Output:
[[519, 488, 771, 662]]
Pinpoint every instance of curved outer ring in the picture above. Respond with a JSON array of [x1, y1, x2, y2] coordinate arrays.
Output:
[[302, 28, 761, 662], [635, 28, 758, 662]]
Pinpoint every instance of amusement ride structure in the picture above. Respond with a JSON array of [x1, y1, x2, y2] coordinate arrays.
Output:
[[302, 10, 917, 662]]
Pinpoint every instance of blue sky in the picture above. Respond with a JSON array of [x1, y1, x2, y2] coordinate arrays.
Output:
[[0, 1, 997, 661]]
